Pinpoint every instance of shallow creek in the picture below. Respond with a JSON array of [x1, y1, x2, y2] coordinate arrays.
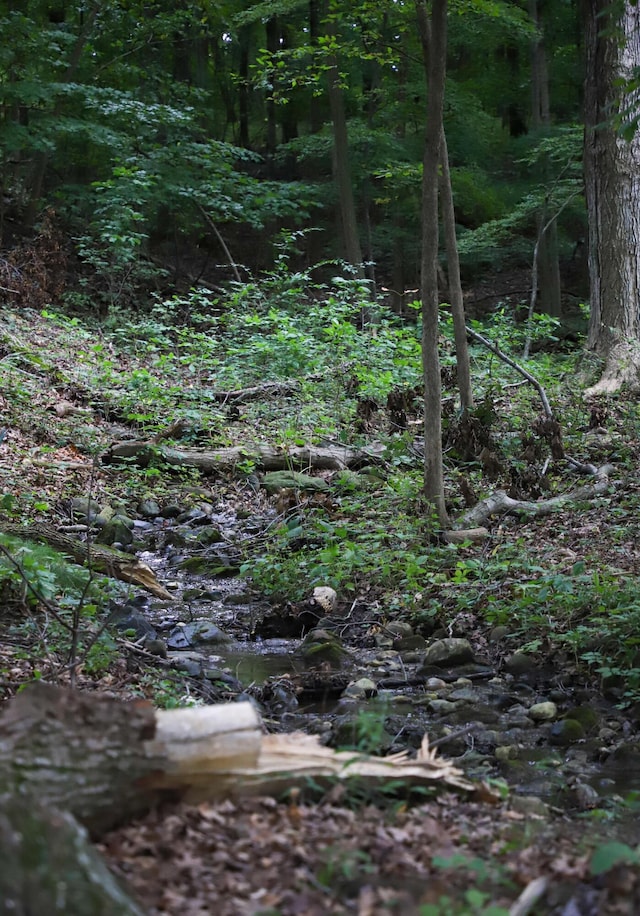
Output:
[[115, 499, 640, 814]]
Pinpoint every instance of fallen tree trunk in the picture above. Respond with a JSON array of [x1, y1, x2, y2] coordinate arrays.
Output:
[[0, 684, 472, 836], [0, 683, 474, 913], [104, 440, 383, 473], [0, 521, 173, 600]]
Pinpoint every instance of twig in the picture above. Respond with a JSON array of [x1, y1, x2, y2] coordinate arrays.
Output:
[[197, 204, 242, 283]]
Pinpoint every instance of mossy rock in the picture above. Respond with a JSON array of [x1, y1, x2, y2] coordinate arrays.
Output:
[[262, 471, 329, 493]]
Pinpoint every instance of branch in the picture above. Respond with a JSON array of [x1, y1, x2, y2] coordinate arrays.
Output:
[[466, 325, 554, 419]]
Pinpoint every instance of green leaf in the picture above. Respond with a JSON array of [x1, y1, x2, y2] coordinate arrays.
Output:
[[590, 842, 640, 876]]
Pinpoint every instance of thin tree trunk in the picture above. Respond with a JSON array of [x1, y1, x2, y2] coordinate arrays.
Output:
[[326, 14, 365, 278], [530, 0, 562, 318], [416, 0, 449, 527], [439, 132, 473, 410]]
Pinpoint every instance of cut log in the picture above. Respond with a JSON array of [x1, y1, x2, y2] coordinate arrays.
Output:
[[0, 521, 173, 600], [0, 684, 473, 838], [103, 440, 383, 473]]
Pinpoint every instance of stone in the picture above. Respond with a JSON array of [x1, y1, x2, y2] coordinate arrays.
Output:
[[420, 637, 474, 669], [160, 504, 182, 519], [96, 515, 135, 547], [548, 719, 585, 746], [427, 699, 459, 715], [167, 621, 231, 649], [386, 621, 414, 638], [509, 796, 548, 817], [68, 497, 101, 522], [342, 678, 377, 699], [488, 625, 510, 643], [528, 701, 558, 722], [138, 498, 161, 518], [504, 651, 538, 675], [262, 471, 329, 493]]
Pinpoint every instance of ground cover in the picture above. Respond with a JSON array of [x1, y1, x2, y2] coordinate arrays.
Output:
[[1, 287, 640, 913]]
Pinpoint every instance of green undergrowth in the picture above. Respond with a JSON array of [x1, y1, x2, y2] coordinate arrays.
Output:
[[2, 247, 639, 704]]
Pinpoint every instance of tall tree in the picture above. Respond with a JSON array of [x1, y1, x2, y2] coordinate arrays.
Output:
[[584, 0, 640, 394], [416, 0, 449, 528], [529, 0, 562, 318]]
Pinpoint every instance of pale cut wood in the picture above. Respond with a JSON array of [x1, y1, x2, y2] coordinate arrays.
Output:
[[147, 703, 263, 789], [145, 703, 475, 803]]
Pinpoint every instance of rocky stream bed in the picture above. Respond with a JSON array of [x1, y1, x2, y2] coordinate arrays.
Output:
[[85, 489, 640, 820]]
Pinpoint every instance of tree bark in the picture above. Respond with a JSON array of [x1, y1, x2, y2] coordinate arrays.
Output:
[[104, 440, 383, 473], [584, 0, 640, 393], [440, 131, 473, 410], [416, 0, 449, 527], [326, 10, 365, 278], [530, 0, 562, 319]]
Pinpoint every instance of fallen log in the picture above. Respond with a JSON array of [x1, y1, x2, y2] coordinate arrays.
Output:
[[0, 683, 474, 913], [103, 440, 384, 473], [0, 521, 173, 600], [0, 683, 473, 836], [456, 465, 614, 529]]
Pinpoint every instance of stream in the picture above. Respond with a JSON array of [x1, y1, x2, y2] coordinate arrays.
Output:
[[105, 493, 640, 816]]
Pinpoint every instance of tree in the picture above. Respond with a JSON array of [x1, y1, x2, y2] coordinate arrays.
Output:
[[584, 0, 640, 394], [416, 0, 449, 528]]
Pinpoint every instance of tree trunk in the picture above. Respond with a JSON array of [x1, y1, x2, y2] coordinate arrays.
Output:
[[416, 0, 449, 527], [326, 14, 365, 278], [584, 0, 640, 393], [439, 131, 473, 410], [530, 0, 562, 318]]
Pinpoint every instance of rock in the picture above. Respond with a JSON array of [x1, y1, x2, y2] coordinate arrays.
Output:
[[448, 686, 477, 703], [160, 504, 182, 519], [488, 625, 510, 643], [342, 678, 377, 699], [192, 527, 224, 547], [548, 719, 585, 746], [299, 628, 348, 669], [262, 471, 329, 493], [509, 796, 548, 817], [426, 677, 447, 689], [386, 621, 414, 638], [142, 637, 167, 658], [203, 667, 241, 689], [138, 498, 161, 518], [528, 701, 558, 722], [67, 497, 101, 522], [167, 622, 231, 649], [504, 652, 538, 675], [109, 607, 156, 640], [312, 586, 338, 614], [168, 654, 203, 676], [495, 745, 520, 762], [396, 635, 427, 651], [427, 699, 459, 715], [96, 515, 135, 547], [564, 705, 600, 731], [176, 508, 211, 526], [419, 638, 474, 669]]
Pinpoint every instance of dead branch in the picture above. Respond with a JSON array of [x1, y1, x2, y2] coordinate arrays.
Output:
[[456, 464, 614, 529], [0, 521, 173, 600]]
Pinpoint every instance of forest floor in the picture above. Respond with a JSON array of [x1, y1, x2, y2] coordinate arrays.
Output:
[[1, 301, 640, 915]]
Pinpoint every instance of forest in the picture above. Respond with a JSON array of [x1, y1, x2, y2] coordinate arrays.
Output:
[[2, 0, 640, 913]]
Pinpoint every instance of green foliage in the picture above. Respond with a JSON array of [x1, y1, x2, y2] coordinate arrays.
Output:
[[590, 842, 640, 876]]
